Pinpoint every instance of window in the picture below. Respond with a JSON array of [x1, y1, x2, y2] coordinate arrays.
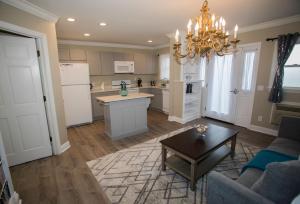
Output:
[[241, 51, 256, 92], [283, 44, 300, 89], [159, 53, 170, 80]]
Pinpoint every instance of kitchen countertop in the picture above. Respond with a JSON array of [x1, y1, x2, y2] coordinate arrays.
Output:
[[96, 93, 154, 103], [91, 85, 169, 93]]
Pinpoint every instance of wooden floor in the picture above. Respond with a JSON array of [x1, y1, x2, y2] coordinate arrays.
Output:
[[10, 110, 274, 204]]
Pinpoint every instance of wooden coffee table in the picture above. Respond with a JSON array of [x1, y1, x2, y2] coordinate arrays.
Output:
[[160, 124, 238, 191]]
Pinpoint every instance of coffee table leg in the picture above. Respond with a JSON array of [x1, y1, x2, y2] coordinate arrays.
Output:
[[162, 145, 166, 171], [190, 161, 197, 191], [231, 134, 237, 158]]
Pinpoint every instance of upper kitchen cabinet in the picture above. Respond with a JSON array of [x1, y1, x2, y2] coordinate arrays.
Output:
[[134, 53, 156, 74], [100, 52, 115, 75], [58, 47, 87, 61], [113, 52, 134, 61], [69, 48, 87, 61], [87, 50, 101, 75], [58, 47, 70, 61]]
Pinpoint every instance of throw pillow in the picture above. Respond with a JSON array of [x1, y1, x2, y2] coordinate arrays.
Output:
[[251, 160, 300, 204]]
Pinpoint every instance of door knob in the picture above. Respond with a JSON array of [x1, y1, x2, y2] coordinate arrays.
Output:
[[230, 88, 239, 94]]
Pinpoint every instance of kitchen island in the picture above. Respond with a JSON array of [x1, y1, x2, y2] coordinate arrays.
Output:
[[97, 93, 154, 139]]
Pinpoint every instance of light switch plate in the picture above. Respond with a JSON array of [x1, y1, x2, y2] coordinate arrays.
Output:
[[258, 115, 263, 122]]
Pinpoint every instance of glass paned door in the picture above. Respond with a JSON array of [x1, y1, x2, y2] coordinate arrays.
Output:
[[204, 44, 260, 126]]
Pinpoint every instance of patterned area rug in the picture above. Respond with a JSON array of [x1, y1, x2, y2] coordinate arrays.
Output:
[[87, 126, 261, 204]]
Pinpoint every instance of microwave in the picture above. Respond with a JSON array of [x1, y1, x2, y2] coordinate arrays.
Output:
[[114, 61, 134, 73]]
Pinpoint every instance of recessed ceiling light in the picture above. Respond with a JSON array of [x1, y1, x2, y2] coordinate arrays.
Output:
[[83, 33, 90, 37], [147, 40, 153, 43], [99, 22, 107, 26], [67, 17, 76, 22]]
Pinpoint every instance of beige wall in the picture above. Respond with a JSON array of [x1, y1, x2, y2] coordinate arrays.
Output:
[[238, 21, 300, 129], [0, 2, 68, 144], [58, 44, 158, 87]]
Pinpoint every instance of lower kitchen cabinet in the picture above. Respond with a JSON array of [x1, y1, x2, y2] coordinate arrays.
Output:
[[162, 89, 169, 113], [150, 89, 163, 110], [91, 91, 119, 120]]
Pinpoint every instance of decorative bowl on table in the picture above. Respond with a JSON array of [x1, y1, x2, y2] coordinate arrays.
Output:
[[194, 124, 208, 136]]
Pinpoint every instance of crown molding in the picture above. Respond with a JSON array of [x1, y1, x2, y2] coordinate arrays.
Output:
[[154, 43, 169, 49], [239, 14, 300, 34], [58, 40, 157, 50], [1, 0, 59, 22]]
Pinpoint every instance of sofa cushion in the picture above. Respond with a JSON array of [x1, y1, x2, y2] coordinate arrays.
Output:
[[267, 138, 300, 157], [237, 168, 263, 188], [251, 160, 300, 204]]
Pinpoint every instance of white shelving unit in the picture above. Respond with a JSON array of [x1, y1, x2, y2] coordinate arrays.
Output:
[[183, 81, 202, 122], [168, 37, 204, 124], [0, 132, 21, 204]]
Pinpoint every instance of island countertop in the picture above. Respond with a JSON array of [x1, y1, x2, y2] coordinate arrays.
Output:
[[96, 92, 154, 103]]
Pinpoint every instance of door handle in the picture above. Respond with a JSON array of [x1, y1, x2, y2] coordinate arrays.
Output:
[[230, 88, 239, 94]]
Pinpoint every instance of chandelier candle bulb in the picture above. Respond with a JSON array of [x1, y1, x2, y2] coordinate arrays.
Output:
[[234, 24, 238, 39], [187, 19, 192, 34], [211, 14, 215, 28], [222, 20, 226, 33], [175, 29, 180, 43], [195, 22, 199, 37]]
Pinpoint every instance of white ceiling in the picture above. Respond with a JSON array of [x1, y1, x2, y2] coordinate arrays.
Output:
[[27, 0, 300, 47]]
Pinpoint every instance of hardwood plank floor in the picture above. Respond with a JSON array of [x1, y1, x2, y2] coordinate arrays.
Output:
[[10, 110, 274, 204]]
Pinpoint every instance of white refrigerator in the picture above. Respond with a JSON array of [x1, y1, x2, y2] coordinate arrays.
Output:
[[60, 63, 92, 127]]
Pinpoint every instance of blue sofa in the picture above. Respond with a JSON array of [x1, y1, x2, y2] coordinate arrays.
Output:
[[207, 116, 300, 204]]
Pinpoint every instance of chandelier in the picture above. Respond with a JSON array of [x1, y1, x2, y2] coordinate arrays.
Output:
[[173, 0, 240, 62]]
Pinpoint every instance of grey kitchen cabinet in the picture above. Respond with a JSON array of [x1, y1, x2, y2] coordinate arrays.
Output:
[[100, 52, 115, 75], [133, 53, 147, 74], [91, 91, 119, 120], [58, 47, 70, 61], [87, 50, 101, 75], [58, 47, 87, 61], [113, 52, 134, 61], [139, 88, 152, 94], [69, 48, 87, 61], [133, 53, 156, 74]]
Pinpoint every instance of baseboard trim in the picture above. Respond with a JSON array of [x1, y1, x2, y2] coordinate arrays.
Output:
[[168, 114, 201, 124], [60, 141, 71, 153], [248, 125, 278, 136], [168, 116, 184, 124]]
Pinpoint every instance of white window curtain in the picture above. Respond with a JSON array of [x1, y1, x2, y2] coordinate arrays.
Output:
[[159, 53, 170, 80], [199, 57, 206, 87], [268, 41, 278, 89], [207, 54, 233, 115], [241, 51, 256, 92]]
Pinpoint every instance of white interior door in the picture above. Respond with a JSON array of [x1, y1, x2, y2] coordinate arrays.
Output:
[[0, 36, 52, 166], [205, 54, 237, 123], [235, 45, 260, 128]]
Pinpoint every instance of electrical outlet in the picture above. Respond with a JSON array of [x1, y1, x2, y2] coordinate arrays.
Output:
[[258, 116, 263, 122]]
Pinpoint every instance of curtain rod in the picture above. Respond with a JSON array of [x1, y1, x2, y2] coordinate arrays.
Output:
[[266, 37, 278, 42]]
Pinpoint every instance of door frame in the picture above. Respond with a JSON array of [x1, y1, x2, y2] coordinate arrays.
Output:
[[202, 42, 261, 127], [0, 20, 62, 155]]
